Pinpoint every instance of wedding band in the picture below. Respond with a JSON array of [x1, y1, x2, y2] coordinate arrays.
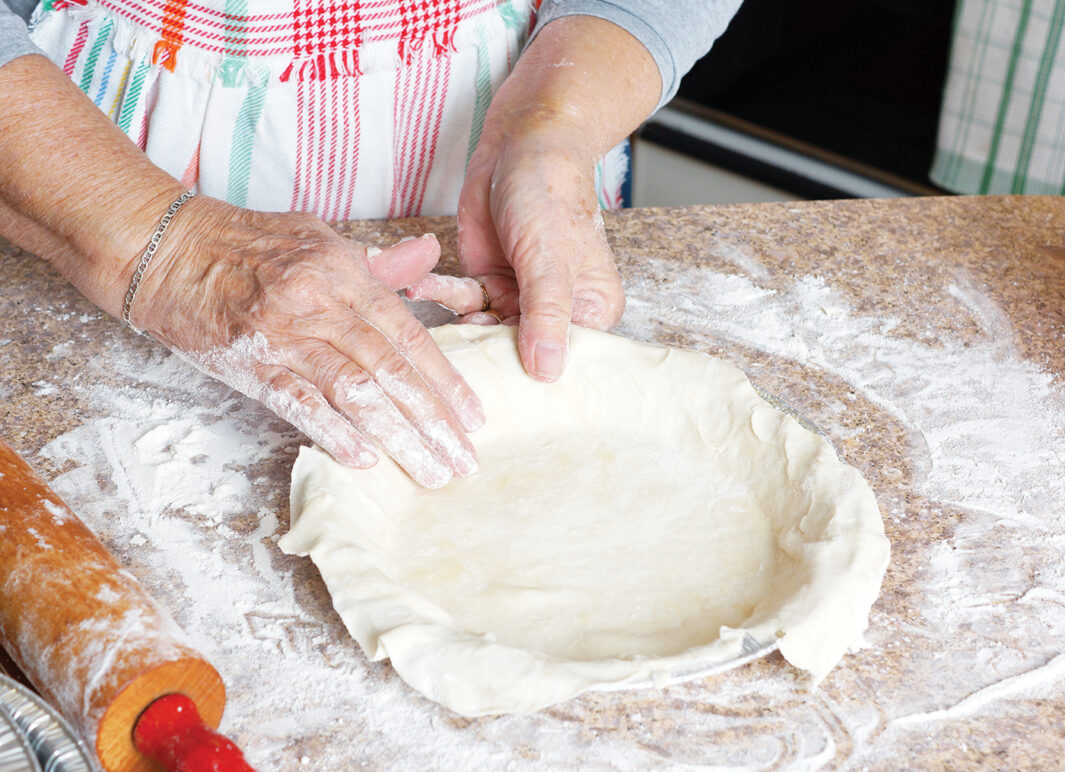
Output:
[[483, 308, 505, 323], [476, 279, 491, 312]]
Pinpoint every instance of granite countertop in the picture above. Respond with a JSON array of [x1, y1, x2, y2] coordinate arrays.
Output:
[[2, 195, 1064, 769]]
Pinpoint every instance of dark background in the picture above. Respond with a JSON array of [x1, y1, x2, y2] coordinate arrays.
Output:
[[672, 0, 958, 188]]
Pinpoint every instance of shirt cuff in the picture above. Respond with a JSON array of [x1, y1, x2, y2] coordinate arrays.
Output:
[[0, 13, 42, 71]]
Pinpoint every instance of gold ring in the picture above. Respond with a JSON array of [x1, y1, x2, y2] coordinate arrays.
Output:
[[476, 278, 491, 313], [483, 308, 505, 323]]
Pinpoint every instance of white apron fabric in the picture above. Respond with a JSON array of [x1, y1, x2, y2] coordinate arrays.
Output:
[[29, 0, 523, 219], [29, 0, 629, 220]]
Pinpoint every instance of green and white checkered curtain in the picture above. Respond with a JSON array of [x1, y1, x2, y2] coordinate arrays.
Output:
[[932, 0, 1065, 194]]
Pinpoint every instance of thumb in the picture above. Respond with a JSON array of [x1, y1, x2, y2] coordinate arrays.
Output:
[[516, 263, 575, 382]]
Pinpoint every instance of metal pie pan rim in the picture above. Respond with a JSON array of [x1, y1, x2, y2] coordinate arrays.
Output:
[[0, 674, 98, 772]]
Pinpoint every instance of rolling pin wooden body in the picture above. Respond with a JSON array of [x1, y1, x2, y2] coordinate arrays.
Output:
[[0, 438, 226, 771]]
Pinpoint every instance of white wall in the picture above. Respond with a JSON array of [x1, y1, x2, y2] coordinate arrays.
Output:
[[631, 137, 801, 207]]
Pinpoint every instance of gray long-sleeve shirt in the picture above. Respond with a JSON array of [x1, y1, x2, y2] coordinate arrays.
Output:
[[534, 0, 742, 110], [0, 1, 740, 110], [0, 0, 39, 65]]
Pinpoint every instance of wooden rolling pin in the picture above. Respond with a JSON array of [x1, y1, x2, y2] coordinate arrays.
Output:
[[0, 437, 253, 771]]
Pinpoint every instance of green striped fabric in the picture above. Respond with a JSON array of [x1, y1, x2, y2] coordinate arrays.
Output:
[[226, 76, 269, 206], [465, 22, 493, 168], [465, 1, 527, 168], [106, 58, 132, 121], [932, 0, 1065, 194], [223, 0, 250, 56], [78, 17, 114, 96], [116, 57, 151, 135], [222, 0, 267, 206]]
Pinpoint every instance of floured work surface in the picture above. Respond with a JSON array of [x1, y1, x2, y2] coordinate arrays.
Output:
[[4, 196, 1065, 769], [282, 325, 889, 716]]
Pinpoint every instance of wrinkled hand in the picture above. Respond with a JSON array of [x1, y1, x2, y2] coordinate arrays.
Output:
[[403, 14, 661, 384], [130, 197, 483, 488], [407, 122, 625, 383]]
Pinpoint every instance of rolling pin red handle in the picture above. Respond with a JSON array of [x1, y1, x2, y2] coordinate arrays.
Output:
[[133, 694, 256, 772]]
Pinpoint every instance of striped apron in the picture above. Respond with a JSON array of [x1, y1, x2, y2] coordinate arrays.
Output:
[[28, 0, 631, 220]]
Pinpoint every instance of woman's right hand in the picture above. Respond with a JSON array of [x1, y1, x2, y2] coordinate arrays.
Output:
[[1, 56, 479, 488], [130, 197, 483, 488]]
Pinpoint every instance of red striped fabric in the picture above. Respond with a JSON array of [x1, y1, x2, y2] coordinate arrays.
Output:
[[291, 74, 308, 211], [287, 0, 468, 219], [62, 19, 91, 76], [36, 0, 538, 221], [390, 54, 450, 218], [338, 74, 361, 219], [91, 0, 495, 59], [181, 142, 200, 187], [289, 0, 368, 217], [291, 59, 363, 219]]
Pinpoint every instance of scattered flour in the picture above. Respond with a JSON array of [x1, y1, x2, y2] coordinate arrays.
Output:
[[617, 257, 1065, 764], [28, 255, 1065, 770]]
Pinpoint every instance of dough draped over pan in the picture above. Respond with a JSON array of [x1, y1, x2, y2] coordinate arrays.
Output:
[[281, 325, 890, 716]]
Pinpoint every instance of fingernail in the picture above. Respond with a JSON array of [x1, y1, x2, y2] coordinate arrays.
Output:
[[356, 448, 379, 467], [397, 444, 453, 488], [417, 463, 453, 489], [457, 394, 485, 432], [533, 341, 565, 382], [453, 445, 479, 477], [464, 312, 498, 326]]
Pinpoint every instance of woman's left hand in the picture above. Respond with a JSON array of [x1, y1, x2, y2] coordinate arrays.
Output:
[[405, 15, 661, 383], [409, 116, 625, 383]]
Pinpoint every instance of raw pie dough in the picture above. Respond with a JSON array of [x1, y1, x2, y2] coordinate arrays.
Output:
[[280, 325, 890, 716]]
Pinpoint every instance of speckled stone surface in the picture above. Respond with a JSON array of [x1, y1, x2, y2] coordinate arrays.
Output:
[[2, 196, 1065, 770]]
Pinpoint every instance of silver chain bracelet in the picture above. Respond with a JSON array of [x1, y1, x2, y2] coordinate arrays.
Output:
[[122, 190, 196, 335]]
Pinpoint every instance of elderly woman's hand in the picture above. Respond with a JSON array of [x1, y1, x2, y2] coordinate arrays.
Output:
[[130, 198, 483, 488], [0, 55, 482, 488], [406, 16, 660, 382], [459, 117, 625, 380]]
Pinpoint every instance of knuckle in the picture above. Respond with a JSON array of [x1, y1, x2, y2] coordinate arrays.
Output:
[[374, 348, 417, 384], [276, 209, 330, 235], [257, 367, 322, 417], [271, 268, 321, 309], [334, 366, 377, 406], [389, 318, 432, 356], [520, 294, 572, 326], [264, 369, 305, 401], [528, 255, 578, 290], [304, 346, 367, 401]]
